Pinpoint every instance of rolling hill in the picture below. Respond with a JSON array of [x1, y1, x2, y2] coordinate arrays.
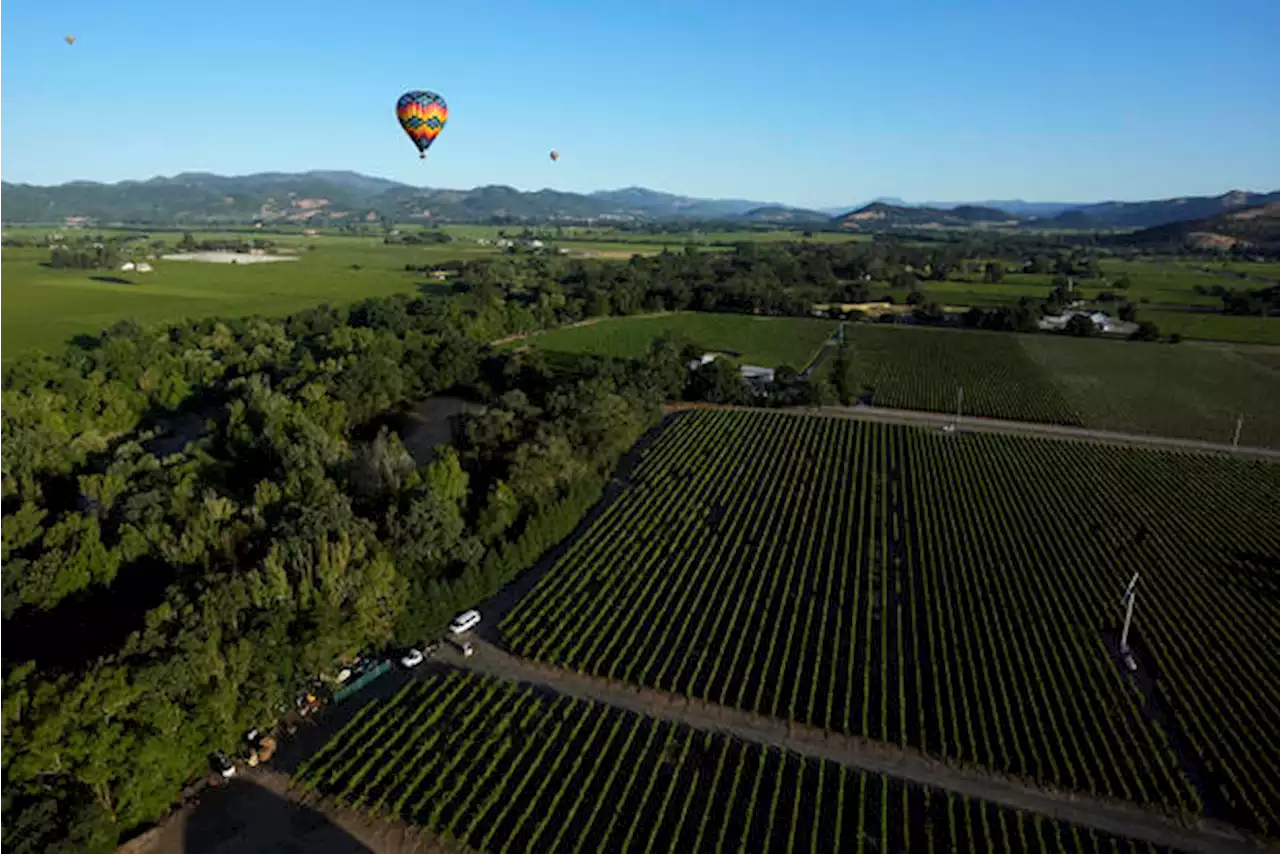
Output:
[[3, 171, 1277, 232], [1118, 202, 1280, 252], [1048, 190, 1280, 230], [834, 202, 1021, 230], [729, 204, 831, 224]]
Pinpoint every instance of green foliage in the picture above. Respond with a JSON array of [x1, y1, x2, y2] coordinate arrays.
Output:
[[502, 411, 1280, 837], [0, 280, 659, 848], [297, 669, 1164, 852]]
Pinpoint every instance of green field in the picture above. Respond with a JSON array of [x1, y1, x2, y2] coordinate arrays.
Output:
[[0, 235, 490, 359], [843, 325, 1280, 447], [503, 409, 1280, 836], [846, 326, 1081, 424], [517, 312, 837, 369], [919, 259, 1279, 345], [299, 669, 1171, 853]]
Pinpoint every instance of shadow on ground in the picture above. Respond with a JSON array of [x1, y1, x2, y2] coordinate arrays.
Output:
[[168, 776, 372, 854]]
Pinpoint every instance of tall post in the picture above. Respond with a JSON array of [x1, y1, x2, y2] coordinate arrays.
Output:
[[1120, 590, 1137, 652], [955, 386, 964, 429], [1233, 413, 1244, 448], [1120, 573, 1139, 654]]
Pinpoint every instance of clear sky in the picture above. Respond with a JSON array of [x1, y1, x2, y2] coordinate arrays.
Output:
[[3, 0, 1278, 207]]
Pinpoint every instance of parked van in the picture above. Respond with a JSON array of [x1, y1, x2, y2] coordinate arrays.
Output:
[[450, 609, 481, 635]]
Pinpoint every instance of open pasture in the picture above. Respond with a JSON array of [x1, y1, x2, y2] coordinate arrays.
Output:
[[0, 234, 487, 358]]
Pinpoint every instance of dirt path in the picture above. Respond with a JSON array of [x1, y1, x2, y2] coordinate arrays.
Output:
[[663, 401, 1280, 460], [436, 639, 1268, 854]]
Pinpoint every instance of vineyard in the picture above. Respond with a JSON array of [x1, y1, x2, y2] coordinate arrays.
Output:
[[501, 409, 1280, 836], [297, 670, 1174, 853], [841, 324, 1280, 448], [843, 326, 1081, 425]]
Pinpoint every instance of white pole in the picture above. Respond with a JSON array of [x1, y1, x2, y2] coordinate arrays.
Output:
[[1233, 413, 1244, 448], [1120, 572, 1139, 653], [1120, 591, 1136, 653]]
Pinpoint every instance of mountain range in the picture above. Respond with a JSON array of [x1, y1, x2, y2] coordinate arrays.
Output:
[[1, 171, 1277, 233]]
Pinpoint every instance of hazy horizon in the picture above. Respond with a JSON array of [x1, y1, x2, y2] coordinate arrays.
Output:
[[3, 0, 1278, 207]]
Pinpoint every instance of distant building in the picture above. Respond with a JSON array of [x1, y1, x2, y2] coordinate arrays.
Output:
[[739, 365, 775, 383], [686, 353, 776, 384], [1038, 310, 1137, 336]]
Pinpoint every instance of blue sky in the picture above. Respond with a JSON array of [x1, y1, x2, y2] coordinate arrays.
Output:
[[3, 0, 1278, 207]]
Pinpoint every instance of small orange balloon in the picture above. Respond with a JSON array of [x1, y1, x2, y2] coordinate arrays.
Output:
[[65, 35, 76, 45]]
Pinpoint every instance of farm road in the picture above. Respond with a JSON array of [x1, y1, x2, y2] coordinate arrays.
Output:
[[436, 638, 1270, 854], [664, 401, 1280, 461]]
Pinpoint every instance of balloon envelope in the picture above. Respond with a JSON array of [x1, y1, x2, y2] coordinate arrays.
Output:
[[396, 91, 448, 158], [65, 35, 76, 45], [549, 150, 560, 162]]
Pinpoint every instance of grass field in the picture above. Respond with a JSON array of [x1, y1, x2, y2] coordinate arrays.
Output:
[[920, 259, 1279, 345], [502, 410, 1280, 836], [298, 669, 1173, 853], [517, 312, 837, 369], [843, 325, 1280, 447], [0, 235, 495, 359]]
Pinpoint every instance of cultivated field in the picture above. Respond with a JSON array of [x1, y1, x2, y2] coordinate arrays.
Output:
[[518, 312, 837, 369], [843, 325, 1280, 448], [298, 670, 1173, 853], [502, 410, 1280, 836], [845, 326, 1081, 425]]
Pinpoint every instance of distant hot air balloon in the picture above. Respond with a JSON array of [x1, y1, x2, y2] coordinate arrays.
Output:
[[396, 91, 448, 159], [65, 35, 76, 45], [549, 150, 560, 162]]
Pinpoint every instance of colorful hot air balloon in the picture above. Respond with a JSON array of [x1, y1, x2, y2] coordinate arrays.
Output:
[[65, 35, 76, 45], [549, 150, 560, 162], [396, 91, 448, 159]]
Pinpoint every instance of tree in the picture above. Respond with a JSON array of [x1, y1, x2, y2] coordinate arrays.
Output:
[[689, 359, 751, 405], [1129, 321, 1161, 341], [905, 290, 926, 306], [1064, 313, 1096, 337], [983, 262, 1004, 284], [1118, 301, 1138, 323], [804, 374, 838, 406]]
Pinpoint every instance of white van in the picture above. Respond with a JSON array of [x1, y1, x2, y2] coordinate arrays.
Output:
[[450, 609, 481, 636]]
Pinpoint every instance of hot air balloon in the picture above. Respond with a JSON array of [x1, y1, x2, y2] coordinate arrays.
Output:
[[65, 35, 76, 45], [396, 91, 448, 159], [549, 150, 560, 162]]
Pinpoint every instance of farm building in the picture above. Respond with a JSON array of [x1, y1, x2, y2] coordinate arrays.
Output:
[[686, 353, 776, 384], [119, 261, 153, 272], [1038, 310, 1138, 336]]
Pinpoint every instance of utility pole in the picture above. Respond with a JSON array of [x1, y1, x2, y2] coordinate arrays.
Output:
[[1120, 573, 1139, 672], [1232, 413, 1244, 448], [954, 386, 964, 430]]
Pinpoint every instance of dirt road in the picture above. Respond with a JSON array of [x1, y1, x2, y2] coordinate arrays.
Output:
[[436, 637, 1269, 854], [664, 401, 1280, 460]]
